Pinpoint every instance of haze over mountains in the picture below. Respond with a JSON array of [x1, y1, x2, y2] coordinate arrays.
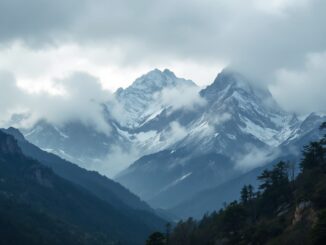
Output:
[[17, 68, 326, 219]]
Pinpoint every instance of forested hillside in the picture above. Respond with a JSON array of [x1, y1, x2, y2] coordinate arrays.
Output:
[[147, 123, 326, 245], [0, 131, 165, 245]]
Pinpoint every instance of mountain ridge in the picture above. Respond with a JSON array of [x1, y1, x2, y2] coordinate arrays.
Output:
[[18, 68, 326, 218], [0, 130, 166, 245], [115, 69, 326, 215], [2, 127, 154, 212]]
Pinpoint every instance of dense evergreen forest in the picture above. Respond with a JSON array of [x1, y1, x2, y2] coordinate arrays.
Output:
[[147, 122, 326, 245]]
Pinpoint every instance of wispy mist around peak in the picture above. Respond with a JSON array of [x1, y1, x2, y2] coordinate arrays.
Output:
[[233, 145, 281, 172], [155, 84, 206, 113], [270, 51, 326, 114]]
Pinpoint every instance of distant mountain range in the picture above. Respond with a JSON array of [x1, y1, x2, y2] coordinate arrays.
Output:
[[0, 129, 166, 245], [21, 69, 198, 175], [2, 127, 152, 212], [20, 68, 326, 219]]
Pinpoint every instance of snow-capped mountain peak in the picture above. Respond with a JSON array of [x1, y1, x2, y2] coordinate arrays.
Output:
[[202, 70, 251, 95], [118, 68, 196, 93], [20, 68, 325, 214], [115, 68, 197, 128], [202, 70, 273, 108]]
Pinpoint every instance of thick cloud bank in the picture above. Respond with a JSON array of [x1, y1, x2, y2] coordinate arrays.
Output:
[[271, 51, 326, 114], [0, 71, 113, 134], [0, 0, 325, 118]]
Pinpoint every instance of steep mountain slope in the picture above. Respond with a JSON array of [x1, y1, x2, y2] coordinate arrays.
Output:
[[160, 134, 326, 245], [2, 127, 151, 212], [168, 155, 293, 219], [0, 197, 107, 245], [117, 150, 236, 205], [116, 70, 326, 212], [0, 130, 166, 245], [167, 112, 326, 218]]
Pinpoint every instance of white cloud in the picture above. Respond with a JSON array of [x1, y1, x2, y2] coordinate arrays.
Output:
[[157, 84, 206, 113], [0, 71, 26, 126], [0, 71, 113, 134], [210, 112, 232, 126], [233, 145, 280, 171], [135, 130, 158, 143], [95, 145, 141, 178], [270, 51, 326, 114], [0, 0, 325, 116], [252, 0, 310, 14], [168, 121, 188, 143], [0, 42, 224, 93]]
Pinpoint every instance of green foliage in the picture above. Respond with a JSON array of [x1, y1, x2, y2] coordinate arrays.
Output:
[[258, 161, 292, 215], [170, 218, 197, 245], [301, 125, 326, 171], [311, 209, 326, 245], [146, 232, 166, 245], [301, 142, 325, 170], [240, 185, 249, 204]]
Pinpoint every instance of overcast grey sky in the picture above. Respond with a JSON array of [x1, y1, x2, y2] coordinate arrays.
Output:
[[0, 0, 325, 127]]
